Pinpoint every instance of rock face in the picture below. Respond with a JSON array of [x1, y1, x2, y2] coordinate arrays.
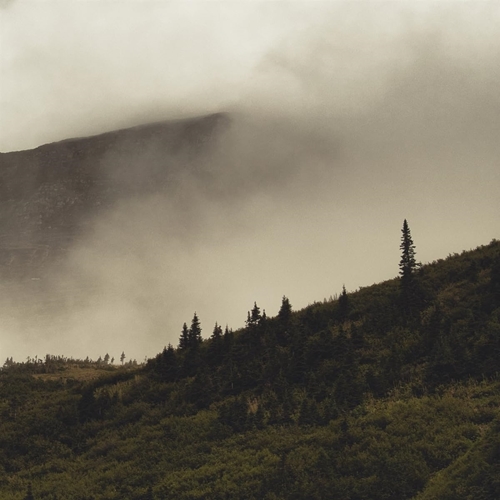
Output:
[[0, 112, 229, 284]]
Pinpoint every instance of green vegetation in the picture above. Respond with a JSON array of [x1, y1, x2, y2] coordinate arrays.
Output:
[[1, 233, 499, 499]]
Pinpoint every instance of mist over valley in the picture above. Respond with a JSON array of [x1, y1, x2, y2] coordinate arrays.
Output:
[[1, 1, 499, 363]]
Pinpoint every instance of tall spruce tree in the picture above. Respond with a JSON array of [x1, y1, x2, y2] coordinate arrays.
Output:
[[278, 296, 292, 323], [399, 220, 417, 280], [179, 322, 189, 350], [399, 219, 420, 313], [188, 312, 202, 348], [246, 302, 262, 327], [211, 322, 223, 342], [209, 322, 224, 365], [338, 285, 349, 321], [277, 296, 293, 345]]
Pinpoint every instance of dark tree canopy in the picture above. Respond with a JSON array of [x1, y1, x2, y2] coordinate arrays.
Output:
[[2, 239, 500, 500]]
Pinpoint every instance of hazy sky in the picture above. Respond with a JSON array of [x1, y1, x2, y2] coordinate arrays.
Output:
[[1, 1, 500, 362], [1, 0, 325, 151]]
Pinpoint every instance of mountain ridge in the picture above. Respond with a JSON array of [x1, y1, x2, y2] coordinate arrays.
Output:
[[0, 112, 230, 283], [0, 112, 230, 154]]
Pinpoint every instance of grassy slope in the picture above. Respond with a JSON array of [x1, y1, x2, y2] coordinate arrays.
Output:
[[0, 240, 499, 499], [1, 377, 498, 499]]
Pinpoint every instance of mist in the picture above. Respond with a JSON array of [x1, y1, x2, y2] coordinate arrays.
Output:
[[1, 1, 499, 363]]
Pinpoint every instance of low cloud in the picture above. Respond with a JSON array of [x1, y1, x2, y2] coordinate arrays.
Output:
[[1, 2, 499, 362]]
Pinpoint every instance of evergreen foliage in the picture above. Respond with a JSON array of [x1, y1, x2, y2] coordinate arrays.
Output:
[[0, 239, 499, 499], [247, 302, 262, 327], [338, 284, 349, 321], [399, 219, 421, 315], [188, 312, 202, 348], [278, 295, 292, 323], [179, 322, 189, 350]]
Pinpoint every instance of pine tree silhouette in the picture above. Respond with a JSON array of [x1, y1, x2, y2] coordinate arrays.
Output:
[[399, 219, 420, 315]]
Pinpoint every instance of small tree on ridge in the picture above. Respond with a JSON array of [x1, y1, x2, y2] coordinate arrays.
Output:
[[399, 219, 420, 314]]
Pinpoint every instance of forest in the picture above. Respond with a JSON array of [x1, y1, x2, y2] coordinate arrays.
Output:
[[1, 225, 499, 499]]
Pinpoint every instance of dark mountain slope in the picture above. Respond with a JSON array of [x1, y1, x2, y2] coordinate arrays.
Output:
[[0, 112, 229, 282], [0, 240, 499, 499]]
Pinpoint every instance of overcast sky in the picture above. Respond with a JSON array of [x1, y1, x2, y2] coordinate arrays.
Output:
[[1, 0, 329, 151], [1, 1, 500, 361], [2, 0, 497, 153]]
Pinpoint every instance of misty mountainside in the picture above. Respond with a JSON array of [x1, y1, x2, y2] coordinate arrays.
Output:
[[0, 240, 499, 499], [0, 107, 344, 362], [0, 112, 229, 283]]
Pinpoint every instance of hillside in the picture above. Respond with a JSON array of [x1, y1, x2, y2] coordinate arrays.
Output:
[[0, 239, 499, 499]]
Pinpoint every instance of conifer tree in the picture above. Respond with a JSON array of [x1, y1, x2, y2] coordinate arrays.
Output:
[[246, 302, 262, 327], [179, 322, 189, 350], [277, 296, 293, 345], [209, 322, 224, 365], [399, 219, 418, 283], [158, 344, 177, 381], [278, 296, 292, 323], [180, 313, 203, 376], [399, 219, 421, 315], [211, 322, 223, 341], [251, 302, 261, 323], [188, 312, 202, 348], [338, 285, 349, 321]]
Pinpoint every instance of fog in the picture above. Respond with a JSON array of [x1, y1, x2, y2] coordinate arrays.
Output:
[[1, 1, 499, 362]]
